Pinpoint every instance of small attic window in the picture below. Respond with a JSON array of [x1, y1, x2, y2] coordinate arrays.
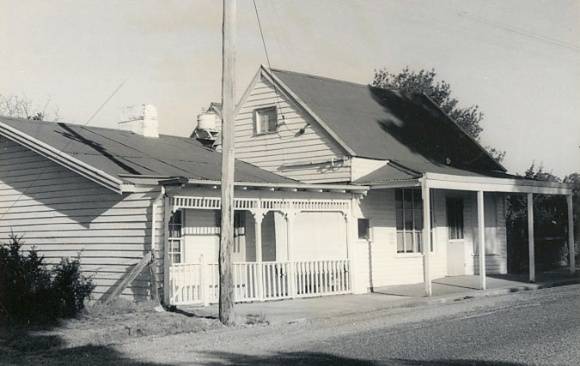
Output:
[[254, 106, 278, 135]]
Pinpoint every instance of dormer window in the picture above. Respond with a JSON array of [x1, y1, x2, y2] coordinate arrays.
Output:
[[254, 106, 278, 134]]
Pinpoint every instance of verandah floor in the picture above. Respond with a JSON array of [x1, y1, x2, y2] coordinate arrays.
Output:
[[373, 268, 580, 297], [178, 269, 580, 325]]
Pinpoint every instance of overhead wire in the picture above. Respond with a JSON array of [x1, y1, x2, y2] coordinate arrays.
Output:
[[0, 79, 128, 221], [251, 0, 291, 137]]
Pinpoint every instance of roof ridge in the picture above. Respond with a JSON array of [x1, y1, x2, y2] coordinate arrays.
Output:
[[269, 67, 372, 89], [269, 67, 405, 97], [0, 115, 187, 140]]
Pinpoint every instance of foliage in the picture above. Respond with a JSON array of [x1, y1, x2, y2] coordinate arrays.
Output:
[[0, 94, 59, 121], [506, 164, 576, 272], [372, 67, 506, 163], [0, 234, 94, 324]]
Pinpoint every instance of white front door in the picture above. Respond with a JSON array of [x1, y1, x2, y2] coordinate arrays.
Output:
[[447, 240, 466, 276]]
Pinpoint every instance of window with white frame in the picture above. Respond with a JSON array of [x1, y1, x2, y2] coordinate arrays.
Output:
[[254, 106, 278, 134], [395, 189, 433, 253], [168, 210, 183, 264]]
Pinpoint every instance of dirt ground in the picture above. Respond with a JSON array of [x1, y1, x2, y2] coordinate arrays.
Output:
[[0, 299, 268, 365]]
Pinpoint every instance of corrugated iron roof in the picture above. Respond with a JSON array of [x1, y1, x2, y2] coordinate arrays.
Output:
[[0, 116, 295, 184], [271, 68, 506, 177]]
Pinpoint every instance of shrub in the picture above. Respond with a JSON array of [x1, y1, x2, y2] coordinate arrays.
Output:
[[0, 234, 95, 324]]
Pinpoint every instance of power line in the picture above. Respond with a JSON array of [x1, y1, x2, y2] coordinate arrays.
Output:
[[457, 11, 580, 53], [0, 79, 128, 221], [251, 0, 290, 137], [252, 0, 273, 68]]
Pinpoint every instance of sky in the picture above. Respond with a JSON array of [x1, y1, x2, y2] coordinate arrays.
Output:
[[1, 0, 579, 177]]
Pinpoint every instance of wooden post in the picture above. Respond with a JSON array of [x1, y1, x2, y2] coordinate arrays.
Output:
[[344, 211, 358, 294], [567, 195, 575, 274], [252, 210, 265, 300], [218, 0, 236, 326], [162, 195, 171, 305], [285, 211, 297, 298], [527, 193, 535, 283], [477, 191, 486, 290], [422, 179, 432, 297]]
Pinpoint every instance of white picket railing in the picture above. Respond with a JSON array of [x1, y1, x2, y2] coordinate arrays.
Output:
[[168, 258, 351, 306]]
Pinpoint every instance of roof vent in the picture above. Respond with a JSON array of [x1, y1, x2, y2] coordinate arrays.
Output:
[[119, 104, 159, 138]]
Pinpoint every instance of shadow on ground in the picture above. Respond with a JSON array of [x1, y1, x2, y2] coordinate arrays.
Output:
[[0, 328, 169, 366], [0, 332, 530, 366], [196, 351, 528, 366]]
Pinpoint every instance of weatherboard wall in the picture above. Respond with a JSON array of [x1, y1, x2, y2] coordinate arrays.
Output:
[[0, 136, 163, 300], [355, 188, 507, 290], [234, 76, 351, 183]]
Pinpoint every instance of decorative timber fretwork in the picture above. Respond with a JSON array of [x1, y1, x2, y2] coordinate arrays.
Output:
[[171, 196, 350, 213]]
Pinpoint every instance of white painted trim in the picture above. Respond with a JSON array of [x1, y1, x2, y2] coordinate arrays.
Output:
[[425, 173, 572, 195], [369, 180, 421, 189], [234, 67, 264, 117], [0, 120, 125, 194], [179, 178, 369, 193]]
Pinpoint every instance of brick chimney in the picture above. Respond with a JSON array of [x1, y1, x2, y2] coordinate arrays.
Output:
[[118, 104, 159, 138]]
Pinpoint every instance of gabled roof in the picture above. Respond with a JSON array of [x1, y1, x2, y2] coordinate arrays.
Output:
[[0, 116, 296, 193], [265, 67, 506, 178]]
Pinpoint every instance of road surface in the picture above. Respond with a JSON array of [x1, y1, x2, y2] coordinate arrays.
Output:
[[120, 284, 580, 365]]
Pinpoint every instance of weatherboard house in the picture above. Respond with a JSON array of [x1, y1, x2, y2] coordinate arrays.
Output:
[[0, 66, 575, 306]]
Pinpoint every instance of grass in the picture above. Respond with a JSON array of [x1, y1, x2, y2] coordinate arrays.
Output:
[[1, 298, 224, 352]]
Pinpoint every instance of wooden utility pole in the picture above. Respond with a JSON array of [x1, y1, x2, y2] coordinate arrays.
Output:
[[219, 0, 236, 325]]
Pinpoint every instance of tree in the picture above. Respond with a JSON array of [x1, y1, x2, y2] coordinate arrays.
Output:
[[372, 67, 505, 163], [0, 94, 59, 121], [505, 164, 575, 272]]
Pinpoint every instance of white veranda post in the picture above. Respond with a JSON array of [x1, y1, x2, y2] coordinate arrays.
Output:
[[252, 210, 265, 300], [527, 193, 535, 283], [422, 180, 432, 297], [285, 210, 297, 297], [477, 191, 486, 290], [567, 195, 576, 274]]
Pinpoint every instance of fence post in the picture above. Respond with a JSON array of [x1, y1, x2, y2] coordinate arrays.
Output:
[[200, 254, 209, 306]]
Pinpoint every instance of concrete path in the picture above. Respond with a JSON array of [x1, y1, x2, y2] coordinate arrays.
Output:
[[179, 271, 580, 325]]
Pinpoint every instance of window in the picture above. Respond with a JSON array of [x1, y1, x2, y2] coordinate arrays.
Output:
[[168, 210, 183, 264], [447, 197, 464, 240], [254, 106, 278, 134], [358, 218, 370, 240], [395, 189, 432, 253]]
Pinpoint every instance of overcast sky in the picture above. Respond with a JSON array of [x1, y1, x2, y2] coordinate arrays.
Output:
[[1, 0, 578, 177]]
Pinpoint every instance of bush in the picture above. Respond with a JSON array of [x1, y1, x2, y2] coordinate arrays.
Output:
[[0, 234, 95, 324]]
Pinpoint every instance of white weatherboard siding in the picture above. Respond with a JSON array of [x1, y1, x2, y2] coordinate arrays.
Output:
[[0, 136, 162, 300], [293, 211, 347, 260], [355, 188, 507, 290], [473, 192, 508, 275], [234, 77, 351, 183]]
